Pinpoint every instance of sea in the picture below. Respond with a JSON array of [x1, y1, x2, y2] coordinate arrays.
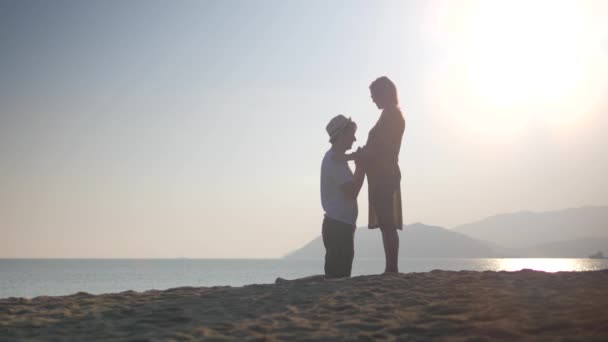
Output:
[[2, 258, 608, 299]]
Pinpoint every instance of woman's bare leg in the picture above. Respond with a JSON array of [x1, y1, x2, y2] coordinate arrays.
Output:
[[381, 231, 389, 270], [381, 227, 399, 273]]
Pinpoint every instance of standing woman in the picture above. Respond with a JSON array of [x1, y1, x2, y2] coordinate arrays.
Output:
[[358, 76, 405, 273]]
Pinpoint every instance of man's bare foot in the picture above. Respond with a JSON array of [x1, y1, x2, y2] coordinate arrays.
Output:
[[275, 275, 326, 285], [275, 277, 289, 285]]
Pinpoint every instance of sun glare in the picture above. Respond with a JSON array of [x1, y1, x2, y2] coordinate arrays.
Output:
[[464, 1, 589, 109], [496, 258, 584, 273], [427, 0, 606, 139]]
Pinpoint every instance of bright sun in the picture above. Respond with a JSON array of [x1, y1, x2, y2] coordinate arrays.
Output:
[[464, 1, 587, 108], [428, 0, 606, 138]]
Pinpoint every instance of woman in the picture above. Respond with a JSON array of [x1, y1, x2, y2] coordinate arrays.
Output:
[[355, 76, 405, 273]]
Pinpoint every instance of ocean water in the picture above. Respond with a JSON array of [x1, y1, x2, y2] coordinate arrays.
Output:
[[1, 258, 608, 299]]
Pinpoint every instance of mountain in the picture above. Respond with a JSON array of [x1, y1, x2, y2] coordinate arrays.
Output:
[[452, 206, 608, 249], [518, 237, 608, 258], [287, 207, 608, 259], [285, 223, 503, 259]]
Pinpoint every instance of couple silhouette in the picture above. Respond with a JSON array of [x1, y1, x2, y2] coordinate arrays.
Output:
[[321, 76, 405, 278]]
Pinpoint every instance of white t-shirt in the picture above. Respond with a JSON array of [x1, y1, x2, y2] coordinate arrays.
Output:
[[321, 149, 358, 225]]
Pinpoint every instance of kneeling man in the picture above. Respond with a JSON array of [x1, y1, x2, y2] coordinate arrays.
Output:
[[321, 115, 365, 278]]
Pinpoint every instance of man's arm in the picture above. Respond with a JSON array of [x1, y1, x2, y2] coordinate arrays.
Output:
[[339, 162, 365, 200], [343, 147, 363, 162]]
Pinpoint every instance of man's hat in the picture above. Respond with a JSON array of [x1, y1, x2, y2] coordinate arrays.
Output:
[[326, 115, 353, 142]]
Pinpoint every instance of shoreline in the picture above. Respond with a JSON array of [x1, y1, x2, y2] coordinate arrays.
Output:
[[3, 257, 608, 300], [2, 270, 608, 340]]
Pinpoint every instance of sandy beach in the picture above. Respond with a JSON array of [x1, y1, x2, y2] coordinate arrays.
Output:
[[1, 270, 607, 341]]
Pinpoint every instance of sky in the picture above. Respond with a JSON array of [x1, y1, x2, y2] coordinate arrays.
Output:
[[1, 0, 607, 258]]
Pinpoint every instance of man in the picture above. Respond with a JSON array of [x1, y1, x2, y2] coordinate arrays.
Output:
[[321, 115, 365, 278]]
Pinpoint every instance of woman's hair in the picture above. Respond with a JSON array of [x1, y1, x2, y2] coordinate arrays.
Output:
[[370, 76, 398, 107]]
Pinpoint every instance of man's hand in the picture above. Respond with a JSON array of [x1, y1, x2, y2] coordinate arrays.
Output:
[[355, 146, 372, 170], [353, 147, 364, 168], [340, 150, 366, 200], [332, 153, 348, 162], [335, 148, 360, 162]]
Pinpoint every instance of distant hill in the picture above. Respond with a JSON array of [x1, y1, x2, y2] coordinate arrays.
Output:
[[518, 238, 608, 258], [285, 223, 503, 259], [452, 206, 608, 249], [287, 207, 608, 259]]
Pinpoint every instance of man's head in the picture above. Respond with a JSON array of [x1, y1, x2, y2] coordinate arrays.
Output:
[[326, 115, 357, 152]]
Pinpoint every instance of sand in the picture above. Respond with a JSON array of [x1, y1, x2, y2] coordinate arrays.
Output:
[[1, 270, 607, 341]]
